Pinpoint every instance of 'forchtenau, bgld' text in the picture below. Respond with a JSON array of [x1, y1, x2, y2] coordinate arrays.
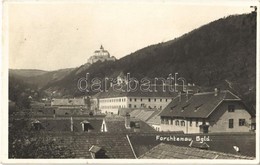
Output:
[[156, 135, 212, 142]]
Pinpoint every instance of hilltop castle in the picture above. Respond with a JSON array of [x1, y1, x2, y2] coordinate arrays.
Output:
[[87, 45, 116, 64]]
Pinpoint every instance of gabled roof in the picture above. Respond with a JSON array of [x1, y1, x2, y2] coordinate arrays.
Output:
[[139, 143, 254, 159], [104, 116, 156, 133], [159, 90, 242, 118]]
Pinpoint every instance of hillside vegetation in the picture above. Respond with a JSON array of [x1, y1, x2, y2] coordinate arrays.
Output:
[[11, 13, 256, 106]]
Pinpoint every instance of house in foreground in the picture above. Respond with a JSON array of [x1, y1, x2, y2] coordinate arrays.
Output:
[[159, 89, 255, 133], [139, 143, 254, 159]]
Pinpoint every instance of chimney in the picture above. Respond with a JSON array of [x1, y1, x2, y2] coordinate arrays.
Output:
[[70, 117, 73, 132], [186, 90, 193, 102], [214, 88, 220, 96], [125, 112, 131, 129], [53, 109, 56, 118], [134, 122, 140, 132], [178, 92, 182, 102]]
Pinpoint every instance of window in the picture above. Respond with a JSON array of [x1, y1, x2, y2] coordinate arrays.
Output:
[[239, 119, 246, 126], [189, 119, 192, 127], [134, 105, 137, 108], [130, 98, 132, 102], [154, 98, 156, 102], [181, 121, 185, 126], [140, 98, 143, 102], [165, 118, 169, 125], [129, 104, 132, 108], [196, 119, 199, 127], [148, 98, 151, 102], [175, 120, 179, 126], [83, 123, 89, 132], [228, 105, 235, 112], [171, 119, 173, 125], [229, 119, 234, 128], [134, 98, 137, 102], [160, 99, 162, 102], [166, 99, 168, 102]]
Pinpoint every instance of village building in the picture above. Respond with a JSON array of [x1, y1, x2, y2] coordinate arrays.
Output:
[[50, 97, 90, 116], [93, 72, 199, 115], [118, 107, 162, 131], [27, 116, 255, 159], [97, 86, 178, 115], [101, 114, 156, 133], [30, 117, 104, 132], [159, 89, 255, 133], [87, 45, 116, 64]]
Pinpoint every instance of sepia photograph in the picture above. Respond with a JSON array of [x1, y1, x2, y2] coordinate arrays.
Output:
[[1, 0, 259, 164]]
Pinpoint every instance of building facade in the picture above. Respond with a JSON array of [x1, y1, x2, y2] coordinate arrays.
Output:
[[160, 89, 254, 133]]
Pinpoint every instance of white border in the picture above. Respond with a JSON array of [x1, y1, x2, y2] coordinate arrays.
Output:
[[1, 0, 260, 164]]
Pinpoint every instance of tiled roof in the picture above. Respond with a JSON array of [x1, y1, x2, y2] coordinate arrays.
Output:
[[128, 108, 159, 122], [139, 143, 254, 159], [51, 98, 85, 106], [104, 116, 156, 133], [42, 133, 135, 158], [32, 117, 103, 132], [160, 90, 242, 118], [146, 109, 164, 125], [128, 132, 255, 158]]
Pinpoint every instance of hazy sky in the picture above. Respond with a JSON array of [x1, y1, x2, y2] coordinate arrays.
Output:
[[7, 1, 253, 71]]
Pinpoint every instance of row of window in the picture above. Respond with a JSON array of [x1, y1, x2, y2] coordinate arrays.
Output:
[[128, 104, 163, 109], [228, 119, 246, 128], [130, 98, 171, 102], [101, 105, 126, 109], [100, 98, 127, 103], [161, 118, 200, 127], [100, 97, 173, 103]]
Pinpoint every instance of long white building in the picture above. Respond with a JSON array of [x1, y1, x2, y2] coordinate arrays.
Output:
[[97, 86, 179, 114]]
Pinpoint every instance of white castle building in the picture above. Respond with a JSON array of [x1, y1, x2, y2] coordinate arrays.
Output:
[[87, 45, 116, 64]]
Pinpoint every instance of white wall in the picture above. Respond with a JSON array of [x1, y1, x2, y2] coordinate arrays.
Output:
[[99, 96, 173, 115], [99, 97, 128, 114]]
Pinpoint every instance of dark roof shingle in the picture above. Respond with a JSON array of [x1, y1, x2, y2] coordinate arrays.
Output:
[[128, 132, 255, 157], [104, 116, 156, 133], [139, 143, 254, 159], [160, 90, 242, 118]]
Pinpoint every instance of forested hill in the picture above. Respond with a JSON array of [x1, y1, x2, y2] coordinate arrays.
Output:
[[42, 13, 256, 105]]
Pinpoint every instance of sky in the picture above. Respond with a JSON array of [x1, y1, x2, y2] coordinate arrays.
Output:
[[7, 1, 254, 71]]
